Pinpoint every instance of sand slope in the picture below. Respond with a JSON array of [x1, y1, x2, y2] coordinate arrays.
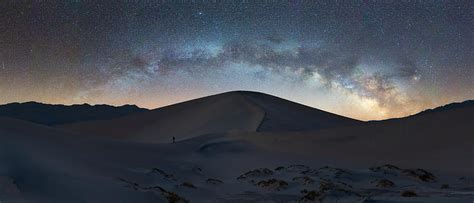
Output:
[[0, 94, 473, 202], [239, 91, 361, 131], [239, 101, 474, 175], [60, 91, 361, 143], [60, 92, 265, 143], [1, 114, 473, 202]]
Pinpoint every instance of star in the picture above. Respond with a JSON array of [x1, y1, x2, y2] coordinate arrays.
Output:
[[0, 1, 471, 121]]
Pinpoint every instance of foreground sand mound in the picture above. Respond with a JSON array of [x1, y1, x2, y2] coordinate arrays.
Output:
[[0, 116, 473, 202]]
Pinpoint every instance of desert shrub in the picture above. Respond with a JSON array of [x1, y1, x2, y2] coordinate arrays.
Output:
[[298, 190, 323, 202], [180, 182, 196, 188], [206, 178, 223, 185], [237, 168, 274, 180], [369, 164, 401, 173], [256, 178, 288, 191], [401, 190, 417, 197], [374, 179, 395, 188], [402, 168, 436, 182], [150, 168, 176, 180], [292, 176, 315, 185]]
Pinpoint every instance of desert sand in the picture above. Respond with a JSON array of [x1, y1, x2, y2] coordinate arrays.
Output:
[[0, 91, 472, 202]]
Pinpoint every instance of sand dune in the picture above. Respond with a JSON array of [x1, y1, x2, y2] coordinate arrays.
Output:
[[60, 92, 265, 142], [238, 101, 474, 175], [239, 91, 361, 131], [0, 92, 472, 202], [60, 91, 361, 143]]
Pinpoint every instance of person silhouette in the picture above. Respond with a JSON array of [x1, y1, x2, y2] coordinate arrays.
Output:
[[172, 136, 176, 143]]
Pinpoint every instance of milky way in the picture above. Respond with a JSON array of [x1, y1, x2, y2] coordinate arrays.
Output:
[[0, 1, 472, 120]]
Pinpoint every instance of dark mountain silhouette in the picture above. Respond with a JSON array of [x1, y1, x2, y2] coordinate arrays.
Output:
[[370, 99, 474, 122], [0, 102, 148, 126], [412, 100, 474, 116]]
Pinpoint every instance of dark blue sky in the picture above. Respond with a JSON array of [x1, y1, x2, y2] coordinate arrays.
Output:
[[0, 1, 472, 120]]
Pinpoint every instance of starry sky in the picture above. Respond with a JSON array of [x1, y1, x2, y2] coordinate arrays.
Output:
[[0, 1, 472, 120]]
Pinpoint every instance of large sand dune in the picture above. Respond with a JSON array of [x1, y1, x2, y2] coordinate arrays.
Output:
[[60, 91, 361, 143], [0, 92, 472, 202]]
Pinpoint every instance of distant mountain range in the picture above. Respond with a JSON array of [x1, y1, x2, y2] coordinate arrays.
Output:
[[367, 99, 474, 122], [0, 102, 148, 126], [413, 100, 474, 116], [0, 93, 472, 128]]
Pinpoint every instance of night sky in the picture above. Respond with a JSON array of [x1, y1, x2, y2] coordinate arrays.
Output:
[[0, 1, 472, 120]]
